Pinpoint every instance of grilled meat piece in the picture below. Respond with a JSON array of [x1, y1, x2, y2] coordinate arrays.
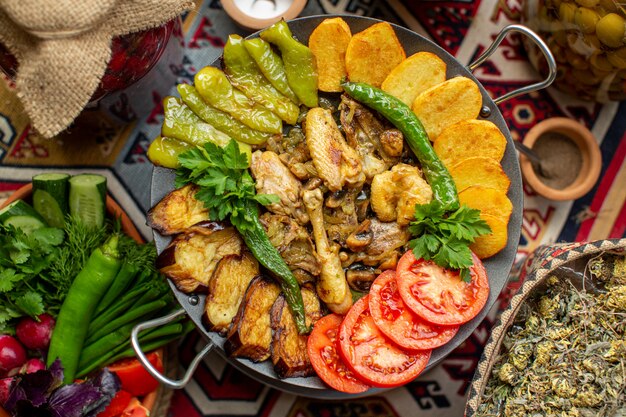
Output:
[[147, 184, 210, 235], [305, 107, 364, 191], [204, 252, 259, 335], [350, 218, 410, 269], [324, 190, 359, 245], [370, 163, 433, 225], [302, 188, 352, 314], [224, 275, 281, 362], [260, 213, 320, 284], [251, 150, 309, 225], [270, 286, 322, 378], [156, 223, 242, 293]]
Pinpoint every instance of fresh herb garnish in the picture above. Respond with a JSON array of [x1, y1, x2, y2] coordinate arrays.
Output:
[[409, 201, 491, 282]]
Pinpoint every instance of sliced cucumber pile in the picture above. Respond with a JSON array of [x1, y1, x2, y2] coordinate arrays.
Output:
[[0, 199, 47, 234], [69, 174, 107, 229], [32, 173, 70, 228]]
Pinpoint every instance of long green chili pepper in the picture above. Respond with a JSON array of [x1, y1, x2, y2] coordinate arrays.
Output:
[[342, 81, 460, 212], [46, 235, 122, 384], [94, 261, 138, 315]]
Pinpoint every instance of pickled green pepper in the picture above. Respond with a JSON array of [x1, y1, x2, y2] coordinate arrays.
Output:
[[147, 136, 195, 169]]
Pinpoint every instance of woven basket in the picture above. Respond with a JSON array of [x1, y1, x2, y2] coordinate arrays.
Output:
[[464, 238, 626, 416]]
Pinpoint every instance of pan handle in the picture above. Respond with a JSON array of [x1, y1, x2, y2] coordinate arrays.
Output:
[[468, 24, 556, 106], [131, 308, 214, 389]]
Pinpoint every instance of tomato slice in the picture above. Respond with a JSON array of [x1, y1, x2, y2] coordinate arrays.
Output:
[[97, 389, 132, 417], [338, 295, 431, 388], [307, 314, 370, 394], [396, 251, 489, 326], [369, 270, 459, 350], [107, 351, 163, 397]]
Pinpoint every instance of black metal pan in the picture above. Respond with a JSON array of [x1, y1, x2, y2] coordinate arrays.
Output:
[[132, 15, 556, 399]]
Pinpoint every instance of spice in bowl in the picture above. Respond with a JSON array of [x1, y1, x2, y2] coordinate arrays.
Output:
[[532, 131, 583, 190]]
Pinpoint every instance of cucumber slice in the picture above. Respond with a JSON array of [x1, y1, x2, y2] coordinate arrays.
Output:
[[33, 173, 70, 228], [69, 174, 107, 229], [0, 200, 47, 233]]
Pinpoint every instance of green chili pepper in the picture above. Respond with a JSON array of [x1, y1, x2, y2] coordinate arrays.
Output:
[[342, 82, 460, 212], [260, 20, 318, 108], [194, 66, 283, 134], [243, 38, 299, 104], [224, 35, 300, 125], [162, 97, 252, 163], [177, 84, 271, 145], [46, 235, 122, 384], [147, 136, 196, 169]]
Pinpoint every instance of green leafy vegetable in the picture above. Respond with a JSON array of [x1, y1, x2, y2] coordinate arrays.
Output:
[[409, 201, 491, 282]]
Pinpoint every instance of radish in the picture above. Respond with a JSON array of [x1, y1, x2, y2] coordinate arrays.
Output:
[[0, 335, 26, 372], [19, 358, 45, 374], [0, 377, 13, 405], [16, 314, 55, 350]]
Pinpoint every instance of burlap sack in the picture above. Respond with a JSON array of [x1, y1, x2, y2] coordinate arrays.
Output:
[[0, 0, 194, 138], [464, 238, 626, 416]]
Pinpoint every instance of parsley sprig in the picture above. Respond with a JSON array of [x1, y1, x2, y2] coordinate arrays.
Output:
[[175, 141, 278, 231], [409, 201, 491, 282]]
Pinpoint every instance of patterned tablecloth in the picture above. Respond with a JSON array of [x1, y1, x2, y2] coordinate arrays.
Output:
[[1, 0, 625, 416]]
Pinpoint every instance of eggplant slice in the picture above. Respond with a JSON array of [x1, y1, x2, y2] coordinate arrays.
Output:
[[147, 184, 210, 235], [225, 276, 281, 362], [271, 286, 322, 378]]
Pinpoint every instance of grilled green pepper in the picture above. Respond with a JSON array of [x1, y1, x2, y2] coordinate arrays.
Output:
[[224, 35, 300, 125], [243, 38, 299, 104], [342, 82, 460, 211], [162, 96, 252, 162], [177, 83, 271, 145], [147, 136, 195, 169], [260, 20, 318, 108], [194, 67, 282, 134]]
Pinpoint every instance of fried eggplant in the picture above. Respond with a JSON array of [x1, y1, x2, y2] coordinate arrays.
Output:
[[147, 184, 210, 235]]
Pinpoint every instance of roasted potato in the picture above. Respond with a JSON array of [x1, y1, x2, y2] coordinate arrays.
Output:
[[147, 184, 210, 235], [381, 52, 447, 106], [156, 223, 242, 292], [270, 287, 322, 378], [309, 17, 352, 92], [224, 276, 281, 362], [458, 186, 513, 224], [204, 252, 259, 335], [434, 120, 507, 166], [345, 22, 406, 87], [470, 213, 508, 259], [411, 76, 482, 140], [448, 157, 511, 194]]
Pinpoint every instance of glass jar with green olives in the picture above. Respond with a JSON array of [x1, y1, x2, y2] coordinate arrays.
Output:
[[522, 0, 625, 101]]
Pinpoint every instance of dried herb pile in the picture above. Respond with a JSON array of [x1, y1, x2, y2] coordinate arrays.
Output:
[[477, 254, 626, 417]]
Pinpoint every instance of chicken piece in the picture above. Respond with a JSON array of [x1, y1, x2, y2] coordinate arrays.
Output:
[[302, 188, 352, 314], [250, 150, 309, 225], [260, 213, 321, 284], [370, 163, 433, 226], [324, 190, 359, 245], [305, 107, 364, 191]]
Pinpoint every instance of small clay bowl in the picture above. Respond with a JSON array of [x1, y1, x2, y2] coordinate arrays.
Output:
[[520, 117, 601, 201], [222, 0, 307, 30]]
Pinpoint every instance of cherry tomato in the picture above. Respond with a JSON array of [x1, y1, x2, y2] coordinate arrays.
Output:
[[306, 314, 369, 394], [396, 251, 489, 326], [97, 389, 132, 417], [369, 270, 459, 350], [338, 295, 431, 388], [107, 352, 163, 397]]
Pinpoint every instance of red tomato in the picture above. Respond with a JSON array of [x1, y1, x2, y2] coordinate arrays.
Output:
[[122, 398, 150, 417], [396, 251, 489, 326], [338, 295, 431, 388], [107, 352, 163, 397], [369, 270, 459, 350], [97, 389, 132, 417], [306, 314, 370, 394]]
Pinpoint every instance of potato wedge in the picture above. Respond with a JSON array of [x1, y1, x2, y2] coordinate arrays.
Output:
[[224, 276, 281, 362], [448, 157, 511, 194], [270, 287, 322, 378], [470, 213, 508, 259], [147, 184, 210, 235], [434, 120, 507, 166], [411, 76, 482, 140], [459, 186, 513, 224], [156, 223, 242, 293], [381, 52, 447, 106], [345, 22, 406, 87], [204, 252, 259, 335], [309, 18, 352, 92]]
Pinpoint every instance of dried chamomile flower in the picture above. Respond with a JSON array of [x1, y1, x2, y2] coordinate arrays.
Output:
[[605, 284, 626, 310], [572, 387, 602, 407], [538, 294, 560, 319], [510, 342, 533, 370], [534, 340, 555, 366], [552, 377, 576, 398], [498, 362, 518, 385], [613, 256, 626, 283]]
